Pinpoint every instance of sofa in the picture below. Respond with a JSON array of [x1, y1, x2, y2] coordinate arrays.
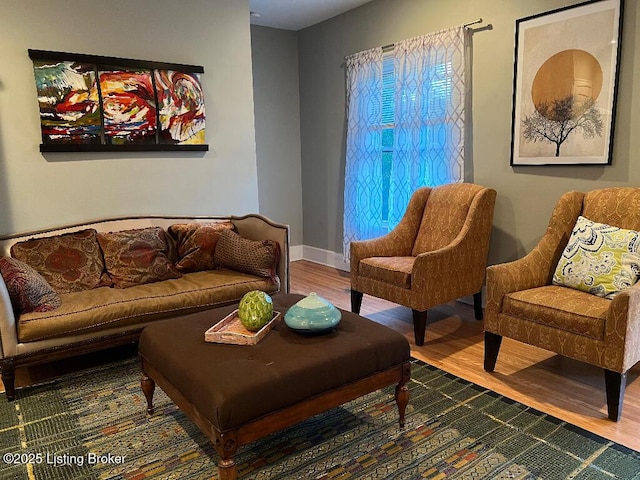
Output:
[[0, 214, 289, 400]]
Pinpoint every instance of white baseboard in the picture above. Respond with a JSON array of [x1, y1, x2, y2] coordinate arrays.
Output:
[[300, 245, 350, 272], [289, 245, 304, 262]]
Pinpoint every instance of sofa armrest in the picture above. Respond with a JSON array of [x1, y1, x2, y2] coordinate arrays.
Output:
[[231, 214, 290, 293], [605, 282, 640, 372], [0, 275, 18, 359]]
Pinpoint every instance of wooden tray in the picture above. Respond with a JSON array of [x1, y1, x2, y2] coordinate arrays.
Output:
[[204, 310, 281, 345]]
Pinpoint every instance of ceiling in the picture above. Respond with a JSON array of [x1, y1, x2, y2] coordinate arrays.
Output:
[[248, 0, 374, 31]]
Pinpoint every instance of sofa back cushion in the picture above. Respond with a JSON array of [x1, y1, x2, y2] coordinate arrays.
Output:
[[214, 229, 280, 280], [97, 227, 181, 288], [10, 229, 110, 293], [168, 221, 236, 273]]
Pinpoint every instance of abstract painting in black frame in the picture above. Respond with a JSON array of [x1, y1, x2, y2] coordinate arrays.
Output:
[[29, 49, 208, 152]]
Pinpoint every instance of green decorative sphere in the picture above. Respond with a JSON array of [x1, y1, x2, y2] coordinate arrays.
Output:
[[238, 291, 273, 331]]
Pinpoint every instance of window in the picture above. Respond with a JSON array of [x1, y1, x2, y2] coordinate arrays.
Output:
[[343, 27, 466, 260], [380, 50, 454, 223]]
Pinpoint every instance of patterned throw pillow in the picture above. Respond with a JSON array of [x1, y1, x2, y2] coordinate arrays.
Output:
[[213, 229, 280, 280], [553, 216, 640, 299], [0, 257, 61, 314], [10, 229, 110, 293], [97, 227, 182, 289], [168, 222, 235, 273]]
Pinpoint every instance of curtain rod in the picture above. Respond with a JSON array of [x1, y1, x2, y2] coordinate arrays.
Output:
[[463, 17, 483, 28], [380, 18, 484, 51]]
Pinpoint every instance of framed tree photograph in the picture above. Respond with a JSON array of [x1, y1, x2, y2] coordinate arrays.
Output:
[[510, 0, 623, 166]]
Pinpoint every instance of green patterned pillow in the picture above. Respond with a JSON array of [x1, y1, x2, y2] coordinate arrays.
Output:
[[553, 216, 640, 299]]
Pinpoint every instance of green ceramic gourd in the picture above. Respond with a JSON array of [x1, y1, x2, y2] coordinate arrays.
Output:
[[238, 291, 273, 331]]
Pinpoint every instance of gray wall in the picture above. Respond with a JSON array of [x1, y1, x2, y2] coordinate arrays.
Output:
[[251, 26, 303, 247], [297, 0, 640, 266], [0, 0, 259, 235]]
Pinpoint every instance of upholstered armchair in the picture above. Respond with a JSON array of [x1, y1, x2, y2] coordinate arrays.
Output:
[[485, 188, 640, 421], [350, 183, 497, 346]]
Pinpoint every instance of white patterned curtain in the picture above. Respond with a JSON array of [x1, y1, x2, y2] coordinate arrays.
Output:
[[343, 26, 466, 261], [343, 48, 385, 260], [388, 26, 466, 227]]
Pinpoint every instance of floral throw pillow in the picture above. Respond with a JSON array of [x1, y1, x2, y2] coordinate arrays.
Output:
[[0, 257, 61, 314], [97, 227, 182, 289], [552, 216, 640, 299], [168, 221, 235, 273], [10, 229, 110, 293], [213, 228, 280, 280]]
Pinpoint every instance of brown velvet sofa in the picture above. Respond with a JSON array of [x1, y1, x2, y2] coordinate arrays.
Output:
[[0, 214, 289, 400]]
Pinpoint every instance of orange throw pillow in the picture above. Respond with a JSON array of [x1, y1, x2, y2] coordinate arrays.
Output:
[[168, 222, 235, 273]]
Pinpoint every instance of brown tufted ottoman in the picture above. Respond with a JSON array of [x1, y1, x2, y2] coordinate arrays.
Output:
[[138, 293, 411, 480]]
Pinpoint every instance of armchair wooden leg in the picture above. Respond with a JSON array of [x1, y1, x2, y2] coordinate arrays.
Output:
[[604, 369, 627, 421], [473, 291, 483, 320], [484, 331, 502, 372], [412, 310, 428, 346], [351, 290, 363, 314]]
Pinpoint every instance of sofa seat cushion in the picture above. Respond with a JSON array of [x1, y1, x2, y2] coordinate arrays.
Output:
[[17, 270, 280, 342], [359, 257, 415, 289], [502, 285, 608, 340]]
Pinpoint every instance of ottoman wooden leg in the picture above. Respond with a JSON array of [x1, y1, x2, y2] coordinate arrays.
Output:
[[395, 362, 411, 428], [214, 431, 239, 480], [218, 458, 238, 480], [141, 373, 156, 414]]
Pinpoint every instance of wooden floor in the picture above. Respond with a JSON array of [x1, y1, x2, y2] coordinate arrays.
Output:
[[290, 260, 640, 452], [3, 259, 639, 452]]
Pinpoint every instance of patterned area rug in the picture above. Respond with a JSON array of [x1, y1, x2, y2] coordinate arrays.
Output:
[[1, 357, 639, 480]]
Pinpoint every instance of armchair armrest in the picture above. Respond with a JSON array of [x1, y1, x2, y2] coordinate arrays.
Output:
[[350, 230, 411, 270], [484, 254, 549, 332], [350, 187, 431, 278], [485, 190, 584, 331], [411, 245, 471, 307], [411, 187, 496, 304], [605, 282, 640, 372]]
